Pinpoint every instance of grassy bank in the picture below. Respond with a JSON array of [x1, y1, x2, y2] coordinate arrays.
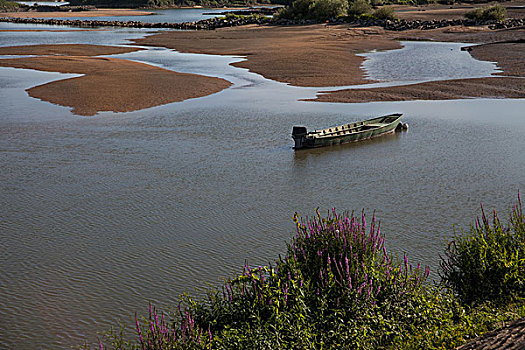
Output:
[[93, 195, 524, 349]]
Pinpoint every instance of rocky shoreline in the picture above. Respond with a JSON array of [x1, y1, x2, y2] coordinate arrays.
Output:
[[1, 15, 524, 31], [0, 14, 271, 30]]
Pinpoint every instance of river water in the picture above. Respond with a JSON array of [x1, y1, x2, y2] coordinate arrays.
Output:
[[0, 21, 524, 349]]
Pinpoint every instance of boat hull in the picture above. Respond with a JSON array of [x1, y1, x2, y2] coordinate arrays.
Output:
[[292, 113, 402, 149]]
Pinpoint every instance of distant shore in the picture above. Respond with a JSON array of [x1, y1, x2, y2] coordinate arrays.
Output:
[[0, 8, 154, 18], [0, 2, 524, 115]]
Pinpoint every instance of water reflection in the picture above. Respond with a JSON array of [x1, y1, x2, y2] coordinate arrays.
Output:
[[293, 131, 403, 160]]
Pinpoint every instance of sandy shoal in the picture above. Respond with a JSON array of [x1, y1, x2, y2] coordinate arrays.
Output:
[[0, 8, 154, 18], [0, 44, 143, 56], [134, 24, 402, 87], [0, 53, 231, 116], [311, 77, 525, 103], [134, 23, 524, 102], [309, 27, 525, 103]]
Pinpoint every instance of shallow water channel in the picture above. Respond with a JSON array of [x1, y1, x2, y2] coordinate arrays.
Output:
[[1, 23, 524, 349]]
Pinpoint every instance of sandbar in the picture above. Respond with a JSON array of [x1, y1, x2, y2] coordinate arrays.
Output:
[[134, 24, 402, 87], [311, 77, 525, 103], [310, 27, 525, 103], [0, 44, 143, 56], [134, 23, 524, 102], [0, 51, 231, 116]]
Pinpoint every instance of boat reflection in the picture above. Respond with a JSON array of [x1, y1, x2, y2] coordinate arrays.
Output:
[[292, 131, 403, 161]]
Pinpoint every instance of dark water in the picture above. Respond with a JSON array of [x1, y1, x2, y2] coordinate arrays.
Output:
[[1, 25, 524, 349]]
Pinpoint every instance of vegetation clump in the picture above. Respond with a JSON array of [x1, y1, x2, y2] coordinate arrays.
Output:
[[277, 0, 348, 20], [346, 0, 371, 18], [372, 6, 396, 20], [0, 0, 23, 11], [465, 4, 507, 21], [440, 195, 525, 305], [94, 195, 525, 349]]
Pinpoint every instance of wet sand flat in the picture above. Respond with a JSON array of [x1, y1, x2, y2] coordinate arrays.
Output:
[[311, 77, 525, 103], [467, 41, 525, 77], [0, 53, 232, 116], [135, 24, 525, 102], [0, 44, 143, 56], [134, 24, 402, 87]]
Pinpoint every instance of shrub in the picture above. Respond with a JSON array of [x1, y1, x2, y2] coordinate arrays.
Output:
[[347, 0, 371, 18], [118, 210, 465, 349], [372, 6, 397, 20], [310, 0, 348, 20], [0, 0, 22, 11], [276, 0, 313, 19], [276, 0, 348, 20], [465, 4, 507, 21], [440, 194, 525, 305]]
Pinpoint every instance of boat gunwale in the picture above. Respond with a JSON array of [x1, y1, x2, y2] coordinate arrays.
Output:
[[307, 113, 402, 140]]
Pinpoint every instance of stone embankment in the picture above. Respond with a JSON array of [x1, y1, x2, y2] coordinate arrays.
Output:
[[273, 17, 525, 30], [0, 15, 271, 30], [381, 17, 525, 30], [1, 15, 524, 31]]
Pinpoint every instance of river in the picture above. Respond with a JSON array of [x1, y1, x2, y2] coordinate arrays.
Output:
[[0, 19, 524, 349]]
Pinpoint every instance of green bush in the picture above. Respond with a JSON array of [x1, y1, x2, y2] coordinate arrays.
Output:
[[347, 0, 371, 18], [276, 0, 348, 20], [310, 0, 348, 20], [465, 4, 507, 21], [0, 0, 22, 11], [372, 6, 396, 20], [440, 195, 525, 305]]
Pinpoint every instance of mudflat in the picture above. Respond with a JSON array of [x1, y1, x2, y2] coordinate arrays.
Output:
[[0, 51, 232, 116], [135, 23, 525, 102], [0, 44, 143, 56], [134, 24, 402, 87]]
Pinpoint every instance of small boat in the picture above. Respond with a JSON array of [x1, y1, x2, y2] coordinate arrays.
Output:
[[292, 113, 406, 149]]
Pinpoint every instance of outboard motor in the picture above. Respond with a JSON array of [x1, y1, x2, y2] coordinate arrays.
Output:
[[292, 126, 308, 149]]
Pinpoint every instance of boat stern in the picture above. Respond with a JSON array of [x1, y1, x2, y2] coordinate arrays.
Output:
[[292, 126, 308, 149]]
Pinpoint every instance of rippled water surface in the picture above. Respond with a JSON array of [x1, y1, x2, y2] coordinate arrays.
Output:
[[1, 24, 524, 349]]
